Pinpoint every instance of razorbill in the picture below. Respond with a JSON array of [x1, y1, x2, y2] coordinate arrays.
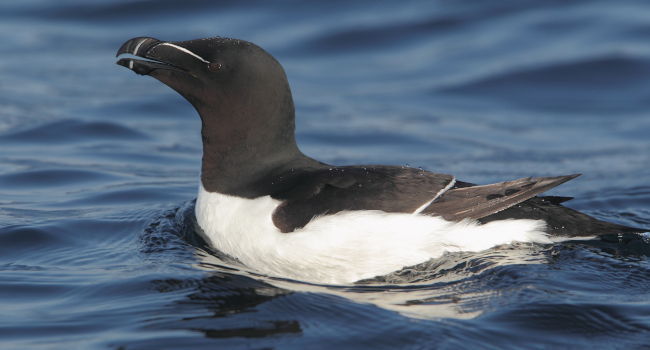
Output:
[[116, 36, 645, 284]]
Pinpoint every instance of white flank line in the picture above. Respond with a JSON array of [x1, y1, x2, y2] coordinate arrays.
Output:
[[158, 43, 209, 63], [128, 60, 134, 69], [413, 177, 456, 215], [133, 38, 147, 55]]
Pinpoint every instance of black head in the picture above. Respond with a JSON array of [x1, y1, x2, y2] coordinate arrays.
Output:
[[117, 36, 317, 195], [117, 37, 291, 118]]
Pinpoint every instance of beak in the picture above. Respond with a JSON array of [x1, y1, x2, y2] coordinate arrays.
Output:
[[116, 37, 206, 75], [116, 37, 161, 57], [116, 37, 169, 75]]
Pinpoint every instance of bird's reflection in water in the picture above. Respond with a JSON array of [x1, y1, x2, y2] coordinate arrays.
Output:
[[191, 243, 553, 320], [150, 270, 300, 339]]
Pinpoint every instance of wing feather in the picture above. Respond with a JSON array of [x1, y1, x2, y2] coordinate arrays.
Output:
[[421, 174, 581, 220], [271, 166, 454, 232]]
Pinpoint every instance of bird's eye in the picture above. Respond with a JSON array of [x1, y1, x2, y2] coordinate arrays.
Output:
[[208, 62, 222, 72]]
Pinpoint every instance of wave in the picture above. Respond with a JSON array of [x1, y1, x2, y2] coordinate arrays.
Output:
[[1, 119, 147, 143], [437, 55, 650, 111]]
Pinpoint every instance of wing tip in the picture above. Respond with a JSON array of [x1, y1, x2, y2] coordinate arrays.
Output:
[[548, 173, 581, 186]]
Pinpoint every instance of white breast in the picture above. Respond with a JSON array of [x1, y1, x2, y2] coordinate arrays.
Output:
[[195, 184, 552, 284]]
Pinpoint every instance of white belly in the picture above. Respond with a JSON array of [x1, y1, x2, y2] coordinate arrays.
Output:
[[195, 184, 552, 284]]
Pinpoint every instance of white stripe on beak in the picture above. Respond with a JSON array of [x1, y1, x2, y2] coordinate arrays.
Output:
[[133, 38, 147, 56], [157, 43, 210, 64]]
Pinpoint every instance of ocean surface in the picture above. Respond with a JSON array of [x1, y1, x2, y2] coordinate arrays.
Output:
[[1, 1, 650, 349]]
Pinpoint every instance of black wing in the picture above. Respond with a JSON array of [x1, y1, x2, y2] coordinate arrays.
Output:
[[270, 166, 454, 232], [270, 166, 583, 233]]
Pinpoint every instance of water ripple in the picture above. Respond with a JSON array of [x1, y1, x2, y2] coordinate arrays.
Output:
[[1, 119, 146, 143]]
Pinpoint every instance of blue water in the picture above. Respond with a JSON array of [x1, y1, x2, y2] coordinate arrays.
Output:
[[2, 1, 650, 349]]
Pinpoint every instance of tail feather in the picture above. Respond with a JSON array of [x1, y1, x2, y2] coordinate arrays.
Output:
[[480, 196, 645, 236]]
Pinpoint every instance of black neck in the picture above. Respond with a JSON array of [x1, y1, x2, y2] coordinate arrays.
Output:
[[198, 107, 325, 197]]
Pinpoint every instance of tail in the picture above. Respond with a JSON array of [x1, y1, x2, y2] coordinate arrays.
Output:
[[480, 196, 646, 237]]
